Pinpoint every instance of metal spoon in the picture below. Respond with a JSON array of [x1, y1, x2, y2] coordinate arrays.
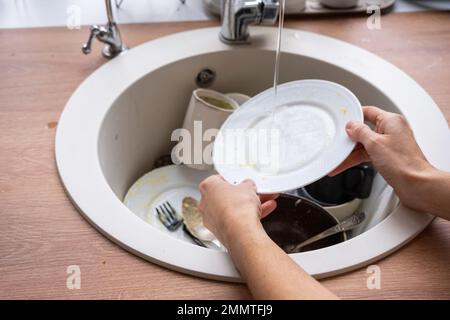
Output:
[[182, 197, 223, 249], [288, 211, 366, 253]]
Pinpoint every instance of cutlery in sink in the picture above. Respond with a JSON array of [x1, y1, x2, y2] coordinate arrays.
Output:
[[181, 197, 223, 250], [156, 200, 221, 250], [287, 211, 366, 253]]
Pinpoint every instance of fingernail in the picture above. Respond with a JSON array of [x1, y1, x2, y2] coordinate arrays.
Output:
[[346, 121, 355, 131]]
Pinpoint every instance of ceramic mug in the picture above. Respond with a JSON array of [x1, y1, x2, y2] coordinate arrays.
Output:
[[325, 198, 362, 221], [176, 89, 240, 170], [305, 163, 374, 203], [297, 187, 362, 221], [299, 163, 375, 221], [225, 92, 251, 106]]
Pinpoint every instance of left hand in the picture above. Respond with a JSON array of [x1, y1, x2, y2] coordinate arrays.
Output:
[[198, 175, 278, 248]]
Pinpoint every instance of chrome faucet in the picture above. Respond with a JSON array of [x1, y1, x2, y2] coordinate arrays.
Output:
[[220, 0, 279, 44], [82, 0, 128, 59]]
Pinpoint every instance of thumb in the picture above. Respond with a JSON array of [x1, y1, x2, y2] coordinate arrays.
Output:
[[346, 121, 377, 151], [260, 200, 277, 219]]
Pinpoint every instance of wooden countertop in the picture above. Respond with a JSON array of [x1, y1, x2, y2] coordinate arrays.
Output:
[[0, 11, 449, 300]]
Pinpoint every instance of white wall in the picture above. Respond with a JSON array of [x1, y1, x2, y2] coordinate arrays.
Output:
[[1, 0, 449, 29]]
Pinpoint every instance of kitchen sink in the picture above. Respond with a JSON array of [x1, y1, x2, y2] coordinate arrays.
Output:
[[55, 26, 450, 281]]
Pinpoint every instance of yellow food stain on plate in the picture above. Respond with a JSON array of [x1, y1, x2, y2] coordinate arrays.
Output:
[[340, 107, 348, 115], [131, 178, 145, 191], [145, 174, 168, 185], [239, 162, 257, 169]]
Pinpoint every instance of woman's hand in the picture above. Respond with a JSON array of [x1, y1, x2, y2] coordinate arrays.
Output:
[[198, 175, 278, 249], [330, 106, 436, 212], [198, 176, 337, 299]]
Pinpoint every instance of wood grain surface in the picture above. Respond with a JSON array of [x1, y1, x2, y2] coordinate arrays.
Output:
[[0, 11, 449, 300]]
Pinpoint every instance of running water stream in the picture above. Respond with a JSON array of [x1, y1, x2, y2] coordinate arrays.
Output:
[[269, 0, 286, 130], [273, 0, 286, 97]]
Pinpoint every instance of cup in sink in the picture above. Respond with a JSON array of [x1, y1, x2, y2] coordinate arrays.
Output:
[[174, 88, 246, 171]]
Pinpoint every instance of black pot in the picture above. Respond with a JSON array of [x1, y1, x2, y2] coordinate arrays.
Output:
[[261, 194, 347, 253], [304, 163, 375, 206]]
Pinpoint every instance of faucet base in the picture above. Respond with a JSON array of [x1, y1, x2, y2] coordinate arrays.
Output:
[[102, 44, 128, 59], [220, 0, 279, 45], [219, 33, 251, 45]]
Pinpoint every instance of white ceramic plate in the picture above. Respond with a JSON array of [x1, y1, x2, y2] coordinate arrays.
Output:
[[123, 165, 219, 246], [213, 80, 363, 193]]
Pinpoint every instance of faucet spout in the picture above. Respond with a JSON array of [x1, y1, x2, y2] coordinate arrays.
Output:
[[220, 0, 279, 44]]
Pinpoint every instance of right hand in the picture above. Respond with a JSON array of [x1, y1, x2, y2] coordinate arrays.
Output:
[[330, 106, 433, 210], [198, 176, 278, 249]]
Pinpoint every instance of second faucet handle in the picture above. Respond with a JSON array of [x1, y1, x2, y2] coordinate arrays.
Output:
[[82, 25, 102, 55], [81, 0, 128, 59]]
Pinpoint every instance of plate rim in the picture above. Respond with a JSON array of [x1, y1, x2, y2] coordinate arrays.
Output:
[[213, 79, 363, 193]]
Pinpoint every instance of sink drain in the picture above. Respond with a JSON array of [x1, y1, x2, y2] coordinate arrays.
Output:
[[196, 68, 216, 87]]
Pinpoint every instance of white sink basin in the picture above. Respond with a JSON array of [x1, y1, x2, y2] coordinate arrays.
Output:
[[55, 27, 450, 281]]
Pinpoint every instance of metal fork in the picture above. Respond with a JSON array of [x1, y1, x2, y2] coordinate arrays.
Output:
[[156, 202, 183, 231], [155, 202, 207, 247]]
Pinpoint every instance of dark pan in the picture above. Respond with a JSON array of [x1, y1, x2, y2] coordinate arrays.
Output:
[[261, 194, 347, 253]]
